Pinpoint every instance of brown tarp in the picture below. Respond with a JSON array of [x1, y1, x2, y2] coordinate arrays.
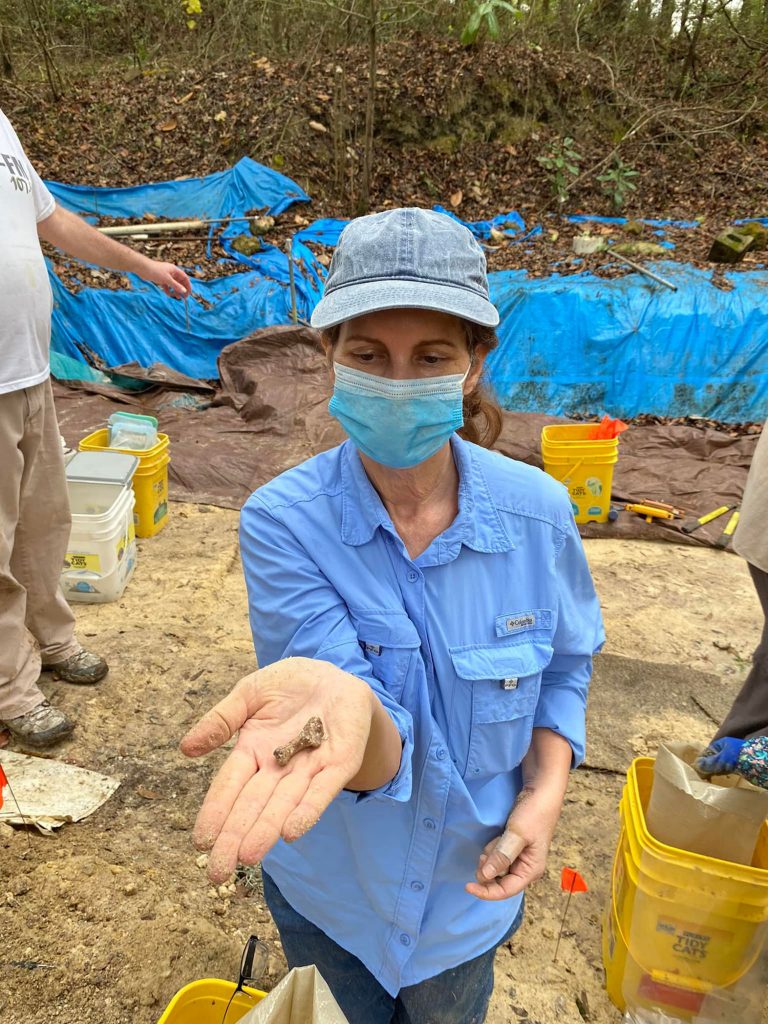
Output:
[[53, 325, 760, 548]]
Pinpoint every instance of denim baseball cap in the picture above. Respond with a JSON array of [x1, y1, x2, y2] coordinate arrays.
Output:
[[310, 207, 499, 330]]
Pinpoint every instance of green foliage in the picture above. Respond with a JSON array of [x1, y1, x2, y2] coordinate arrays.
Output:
[[460, 0, 523, 46], [597, 157, 639, 209], [56, 0, 111, 24], [536, 136, 582, 205]]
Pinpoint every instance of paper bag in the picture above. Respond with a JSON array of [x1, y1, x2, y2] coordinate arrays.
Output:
[[646, 742, 768, 865], [240, 965, 350, 1024]]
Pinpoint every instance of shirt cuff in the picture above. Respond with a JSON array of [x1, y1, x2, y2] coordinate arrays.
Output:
[[533, 654, 591, 767], [36, 196, 55, 223]]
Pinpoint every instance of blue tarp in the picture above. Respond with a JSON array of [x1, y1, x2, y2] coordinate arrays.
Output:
[[47, 159, 768, 421], [488, 265, 768, 422]]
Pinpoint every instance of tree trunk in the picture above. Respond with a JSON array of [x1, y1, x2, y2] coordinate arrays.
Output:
[[637, 0, 653, 30], [0, 23, 13, 77], [22, 0, 64, 100], [678, 0, 692, 36], [358, 0, 377, 215], [676, 0, 708, 97], [656, 0, 676, 38]]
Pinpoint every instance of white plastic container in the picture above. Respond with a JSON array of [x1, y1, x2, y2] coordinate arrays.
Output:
[[61, 452, 139, 604]]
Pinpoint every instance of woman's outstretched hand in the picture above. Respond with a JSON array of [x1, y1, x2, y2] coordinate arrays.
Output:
[[180, 657, 379, 882]]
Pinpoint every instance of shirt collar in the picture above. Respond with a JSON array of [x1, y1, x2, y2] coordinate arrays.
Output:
[[340, 437, 514, 555]]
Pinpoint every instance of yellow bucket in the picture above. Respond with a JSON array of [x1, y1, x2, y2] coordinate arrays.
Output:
[[79, 428, 170, 538], [603, 758, 768, 1020], [157, 978, 265, 1024], [541, 424, 619, 524]]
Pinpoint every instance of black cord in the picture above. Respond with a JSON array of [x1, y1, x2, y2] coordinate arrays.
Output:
[[221, 984, 238, 1024]]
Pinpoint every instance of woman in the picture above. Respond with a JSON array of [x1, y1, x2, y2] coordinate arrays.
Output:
[[182, 208, 604, 1024]]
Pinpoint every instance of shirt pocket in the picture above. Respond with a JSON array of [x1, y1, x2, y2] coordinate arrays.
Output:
[[449, 639, 554, 779], [353, 610, 421, 704]]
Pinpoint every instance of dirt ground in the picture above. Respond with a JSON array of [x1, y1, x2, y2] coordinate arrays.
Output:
[[0, 506, 763, 1024]]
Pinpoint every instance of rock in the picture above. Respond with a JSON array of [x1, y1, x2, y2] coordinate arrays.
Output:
[[123, 881, 138, 896], [572, 234, 605, 255], [612, 241, 668, 258], [738, 221, 768, 251], [250, 216, 275, 237], [195, 853, 209, 869], [708, 229, 755, 263], [10, 876, 30, 896], [231, 235, 262, 258], [213, 901, 228, 916], [576, 989, 591, 1020]]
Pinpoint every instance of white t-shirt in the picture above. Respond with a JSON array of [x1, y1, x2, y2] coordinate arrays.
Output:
[[0, 108, 56, 395]]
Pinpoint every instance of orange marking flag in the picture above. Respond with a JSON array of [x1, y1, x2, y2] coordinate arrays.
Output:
[[588, 416, 629, 441], [561, 866, 588, 894], [0, 763, 7, 810]]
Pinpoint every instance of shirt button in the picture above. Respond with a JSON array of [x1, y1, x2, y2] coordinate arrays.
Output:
[[436, 748, 447, 760], [423, 817, 436, 830], [410, 881, 424, 892], [406, 570, 418, 582], [400, 933, 411, 946]]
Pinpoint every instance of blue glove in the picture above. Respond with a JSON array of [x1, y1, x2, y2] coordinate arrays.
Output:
[[695, 737, 745, 776]]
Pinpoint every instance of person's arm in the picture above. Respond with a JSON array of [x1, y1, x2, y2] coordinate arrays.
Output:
[[467, 508, 604, 901], [466, 729, 572, 900], [181, 657, 402, 882], [347, 687, 404, 791], [181, 493, 414, 882], [37, 204, 191, 297], [238, 492, 415, 792], [697, 736, 768, 790]]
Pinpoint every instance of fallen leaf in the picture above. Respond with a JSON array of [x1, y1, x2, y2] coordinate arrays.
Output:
[[136, 785, 160, 800], [309, 120, 328, 134], [175, 91, 194, 105], [450, 189, 463, 208], [157, 119, 177, 132]]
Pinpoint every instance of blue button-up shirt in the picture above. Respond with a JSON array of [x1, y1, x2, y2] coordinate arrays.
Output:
[[239, 435, 604, 996]]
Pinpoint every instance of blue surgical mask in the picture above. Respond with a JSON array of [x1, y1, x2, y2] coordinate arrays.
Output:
[[329, 362, 469, 469]]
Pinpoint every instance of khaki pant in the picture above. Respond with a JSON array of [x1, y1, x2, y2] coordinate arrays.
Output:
[[0, 379, 79, 719]]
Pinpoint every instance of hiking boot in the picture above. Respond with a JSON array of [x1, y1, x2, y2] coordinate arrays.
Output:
[[4, 700, 74, 749], [42, 648, 109, 685]]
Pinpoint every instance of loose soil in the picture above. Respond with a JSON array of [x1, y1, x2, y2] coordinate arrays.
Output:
[[0, 505, 764, 1024]]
